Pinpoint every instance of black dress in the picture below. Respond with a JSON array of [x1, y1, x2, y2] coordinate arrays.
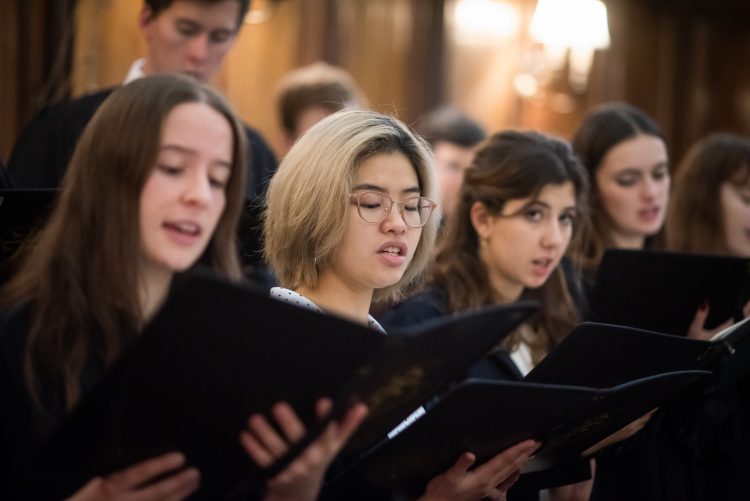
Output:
[[0, 307, 106, 500]]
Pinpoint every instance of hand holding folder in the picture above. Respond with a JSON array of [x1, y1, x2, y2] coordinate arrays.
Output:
[[32, 268, 537, 500], [589, 249, 750, 335], [525, 318, 750, 388], [337, 371, 709, 497]]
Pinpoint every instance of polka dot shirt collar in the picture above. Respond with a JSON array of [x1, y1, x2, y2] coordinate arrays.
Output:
[[270, 287, 386, 334]]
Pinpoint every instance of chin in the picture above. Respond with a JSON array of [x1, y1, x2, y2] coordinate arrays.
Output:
[[372, 273, 405, 290], [525, 278, 548, 290], [161, 255, 201, 273]]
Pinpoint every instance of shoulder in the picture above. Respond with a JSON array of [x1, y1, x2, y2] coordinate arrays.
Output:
[[241, 123, 278, 198], [9, 88, 118, 188], [29, 88, 116, 125], [377, 285, 451, 330], [269, 287, 321, 312]]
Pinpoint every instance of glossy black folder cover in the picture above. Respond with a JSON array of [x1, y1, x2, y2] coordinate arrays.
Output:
[[343, 372, 709, 496], [524, 322, 750, 388], [589, 249, 750, 335], [0, 189, 57, 275], [523, 321, 750, 388], [33, 269, 537, 500]]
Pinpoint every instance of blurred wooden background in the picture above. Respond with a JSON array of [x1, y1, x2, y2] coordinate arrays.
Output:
[[3, 0, 750, 166]]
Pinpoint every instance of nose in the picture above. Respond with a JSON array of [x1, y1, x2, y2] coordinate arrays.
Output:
[[381, 201, 407, 234], [182, 168, 211, 207], [640, 177, 659, 201], [541, 221, 564, 248], [187, 33, 210, 63]]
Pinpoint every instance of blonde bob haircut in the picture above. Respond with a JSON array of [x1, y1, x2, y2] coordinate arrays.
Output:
[[264, 109, 439, 303]]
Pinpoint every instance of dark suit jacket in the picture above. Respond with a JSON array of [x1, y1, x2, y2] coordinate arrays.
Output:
[[8, 87, 277, 200]]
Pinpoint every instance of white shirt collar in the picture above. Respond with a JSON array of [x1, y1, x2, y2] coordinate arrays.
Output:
[[123, 59, 147, 85]]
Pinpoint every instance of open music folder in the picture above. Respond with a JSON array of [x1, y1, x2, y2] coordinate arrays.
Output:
[[328, 371, 709, 498], [31, 268, 537, 500], [324, 320, 734, 497]]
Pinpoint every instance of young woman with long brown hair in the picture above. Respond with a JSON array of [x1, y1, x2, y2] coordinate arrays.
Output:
[[0, 74, 364, 501]]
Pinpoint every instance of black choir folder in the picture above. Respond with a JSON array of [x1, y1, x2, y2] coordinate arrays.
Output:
[[526, 318, 750, 389], [329, 320, 742, 496], [31, 269, 537, 500], [0, 189, 57, 281], [590, 248, 750, 336], [337, 371, 708, 497]]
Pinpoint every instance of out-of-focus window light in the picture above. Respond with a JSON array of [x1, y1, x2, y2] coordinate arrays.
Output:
[[451, 0, 520, 45], [529, 0, 610, 93]]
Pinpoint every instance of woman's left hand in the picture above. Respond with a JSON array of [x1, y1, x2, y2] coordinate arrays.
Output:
[[240, 398, 368, 501]]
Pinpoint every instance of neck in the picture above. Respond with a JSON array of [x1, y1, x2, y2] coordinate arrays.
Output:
[[141, 58, 155, 77], [490, 280, 524, 304], [296, 275, 374, 326], [139, 266, 173, 325], [479, 245, 524, 304], [610, 230, 646, 250]]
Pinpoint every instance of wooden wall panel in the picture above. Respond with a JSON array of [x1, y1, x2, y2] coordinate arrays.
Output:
[[224, 0, 303, 158], [73, 0, 145, 93], [1, 0, 75, 162], [0, 1, 21, 162], [6, 0, 750, 171]]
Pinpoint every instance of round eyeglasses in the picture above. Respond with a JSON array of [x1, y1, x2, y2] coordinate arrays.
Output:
[[349, 191, 437, 228]]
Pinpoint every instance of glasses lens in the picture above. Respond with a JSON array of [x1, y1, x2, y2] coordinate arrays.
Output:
[[403, 197, 434, 227], [357, 192, 387, 223]]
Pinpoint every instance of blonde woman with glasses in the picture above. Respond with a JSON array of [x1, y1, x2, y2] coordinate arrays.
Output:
[[262, 109, 539, 501]]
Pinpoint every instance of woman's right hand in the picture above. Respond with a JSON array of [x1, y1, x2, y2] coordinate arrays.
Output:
[[66, 452, 199, 501], [418, 439, 540, 501], [687, 303, 734, 340]]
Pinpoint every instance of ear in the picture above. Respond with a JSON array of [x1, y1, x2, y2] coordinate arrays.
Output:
[[282, 130, 298, 154], [138, 5, 155, 32], [469, 201, 494, 240]]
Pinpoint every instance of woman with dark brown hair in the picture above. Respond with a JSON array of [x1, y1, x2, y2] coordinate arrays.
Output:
[[570, 102, 669, 276], [662, 133, 750, 501], [666, 132, 750, 257], [380, 130, 594, 500], [0, 74, 364, 501]]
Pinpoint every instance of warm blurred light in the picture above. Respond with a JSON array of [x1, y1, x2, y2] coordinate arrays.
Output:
[[244, 0, 279, 24], [513, 73, 539, 97], [530, 0, 610, 49], [528, 0, 610, 93], [451, 0, 520, 44]]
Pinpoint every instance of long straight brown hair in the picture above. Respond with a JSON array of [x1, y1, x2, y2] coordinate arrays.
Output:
[[666, 133, 750, 254], [1, 74, 247, 416], [433, 130, 588, 364]]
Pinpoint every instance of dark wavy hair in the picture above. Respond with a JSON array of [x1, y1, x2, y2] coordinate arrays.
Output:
[[433, 130, 588, 364]]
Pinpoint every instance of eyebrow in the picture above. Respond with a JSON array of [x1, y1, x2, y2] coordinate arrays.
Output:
[[174, 17, 235, 33], [615, 161, 668, 175], [353, 183, 421, 195], [159, 144, 232, 169]]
